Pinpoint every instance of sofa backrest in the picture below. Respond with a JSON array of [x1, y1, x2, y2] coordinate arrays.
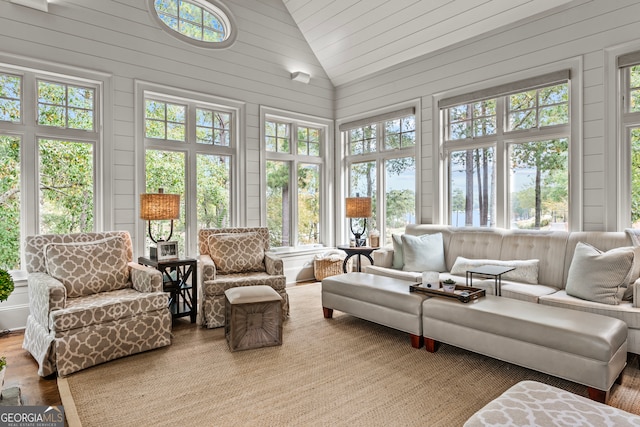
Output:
[[397, 225, 638, 288], [405, 224, 505, 271], [446, 228, 507, 271], [500, 230, 569, 287], [198, 227, 270, 257], [24, 231, 133, 274]]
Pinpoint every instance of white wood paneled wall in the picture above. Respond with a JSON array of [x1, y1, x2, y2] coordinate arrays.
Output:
[[0, 0, 333, 249], [335, 0, 640, 231]]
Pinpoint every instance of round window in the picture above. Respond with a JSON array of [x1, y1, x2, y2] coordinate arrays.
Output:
[[150, 0, 236, 48]]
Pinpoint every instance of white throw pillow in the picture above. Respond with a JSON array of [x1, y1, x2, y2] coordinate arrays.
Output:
[[450, 257, 540, 284], [565, 242, 634, 306], [391, 234, 404, 269], [401, 233, 446, 272]]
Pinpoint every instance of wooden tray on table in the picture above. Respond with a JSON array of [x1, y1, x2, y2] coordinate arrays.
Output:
[[409, 283, 485, 303]]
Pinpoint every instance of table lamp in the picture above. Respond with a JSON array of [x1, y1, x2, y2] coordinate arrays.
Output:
[[140, 188, 180, 259], [345, 195, 372, 247]]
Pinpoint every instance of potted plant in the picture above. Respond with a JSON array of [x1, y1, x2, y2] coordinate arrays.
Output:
[[0, 268, 14, 303], [0, 268, 15, 398], [442, 278, 456, 292]]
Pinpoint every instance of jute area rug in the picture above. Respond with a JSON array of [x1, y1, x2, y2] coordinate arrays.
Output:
[[58, 283, 640, 427]]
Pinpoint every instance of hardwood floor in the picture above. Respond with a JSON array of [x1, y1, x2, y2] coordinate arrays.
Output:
[[1, 330, 61, 407]]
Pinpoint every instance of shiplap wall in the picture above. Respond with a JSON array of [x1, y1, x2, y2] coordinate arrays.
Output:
[[335, 0, 640, 231], [0, 0, 333, 242]]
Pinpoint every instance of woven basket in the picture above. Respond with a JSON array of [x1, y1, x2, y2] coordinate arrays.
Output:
[[314, 256, 352, 281]]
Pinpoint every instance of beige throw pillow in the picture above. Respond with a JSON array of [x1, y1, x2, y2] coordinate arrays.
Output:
[[565, 242, 634, 306], [208, 232, 266, 274], [450, 257, 539, 284], [45, 236, 130, 298]]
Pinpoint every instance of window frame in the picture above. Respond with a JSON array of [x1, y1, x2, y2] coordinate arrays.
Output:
[[615, 55, 640, 229], [136, 82, 243, 258], [148, 0, 237, 49], [0, 56, 110, 272], [341, 105, 419, 246], [261, 106, 332, 251], [434, 62, 581, 230]]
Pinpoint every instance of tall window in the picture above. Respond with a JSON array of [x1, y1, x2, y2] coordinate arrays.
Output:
[[343, 111, 417, 245], [143, 91, 234, 256], [0, 68, 102, 271], [440, 72, 570, 230], [620, 53, 640, 227], [264, 115, 326, 249]]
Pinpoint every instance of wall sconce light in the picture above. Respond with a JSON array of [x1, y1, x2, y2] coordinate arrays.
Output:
[[140, 188, 180, 259], [10, 0, 49, 12], [291, 71, 311, 84], [345, 194, 372, 247]]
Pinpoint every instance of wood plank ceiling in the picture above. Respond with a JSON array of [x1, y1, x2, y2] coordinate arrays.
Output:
[[283, 0, 577, 87]]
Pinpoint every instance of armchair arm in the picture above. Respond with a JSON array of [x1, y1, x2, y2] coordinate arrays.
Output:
[[128, 262, 163, 293], [27, 272, 66, 327], [634, 279, 639, 308], [265, 252, 284, 275], [372, 248, 394, 268], [199, 254, 217, 281]]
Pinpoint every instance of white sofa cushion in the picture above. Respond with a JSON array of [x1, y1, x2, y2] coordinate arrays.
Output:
[[401, 233, 446, 272], [450, 256, 540, 284], [565, 242, 634, 305], [539, 290, 640, 329]]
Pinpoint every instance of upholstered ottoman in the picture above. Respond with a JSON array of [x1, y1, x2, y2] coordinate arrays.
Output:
[[322, 272, 430, 348], [464, 380, 640, 426], [422, 296, 628, 402], [224, 285, 283, 352]]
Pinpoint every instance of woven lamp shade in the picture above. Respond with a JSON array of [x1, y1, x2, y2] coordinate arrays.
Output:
[[140, 192, 180, 221], [345, 197, 372, 218]]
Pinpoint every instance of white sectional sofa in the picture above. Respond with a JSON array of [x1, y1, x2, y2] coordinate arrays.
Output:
[[364, 224, 640, 356]]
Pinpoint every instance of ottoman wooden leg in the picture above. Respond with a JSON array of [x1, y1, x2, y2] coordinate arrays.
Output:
[[615, 370, 624, 385], [587, 387, 608, 403], [323, 307, 333, 318], [425, 337, 440, 353], [410, 334, 423, 349]]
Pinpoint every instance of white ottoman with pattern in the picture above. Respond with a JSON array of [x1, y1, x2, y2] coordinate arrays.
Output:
[[464, 380, 640, 426]]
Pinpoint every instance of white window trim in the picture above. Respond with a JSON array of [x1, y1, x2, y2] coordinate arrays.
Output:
[[260, 106, 333, 251], [605, 42, 640, 231], [0, 51, 112, 271], [336, 99, 421, 245], [135, 80, 245, 257], [432, 59, 582, 230], [147, 0, 238, 49]]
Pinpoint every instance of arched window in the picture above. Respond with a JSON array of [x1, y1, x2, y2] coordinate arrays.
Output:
[[149, 0, 236, 48]]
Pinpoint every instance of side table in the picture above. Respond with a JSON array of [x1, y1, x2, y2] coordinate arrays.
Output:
[[337, 245, 376, 273], [138, 257, 197, 323], [465, 265, 515, 297]]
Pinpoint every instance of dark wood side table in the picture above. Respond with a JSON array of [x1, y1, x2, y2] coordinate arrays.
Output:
[[465, 265, 515, 297], [138, 257, 197, 323], [337, 245, 376, 273]]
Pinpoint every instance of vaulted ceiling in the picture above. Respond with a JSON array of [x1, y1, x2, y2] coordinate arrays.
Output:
[[283, 0, 577, 87]]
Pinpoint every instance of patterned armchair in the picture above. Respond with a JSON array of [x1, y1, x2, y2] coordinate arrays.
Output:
[[198, 227, 289, 328], [22, 231, 172, 377]]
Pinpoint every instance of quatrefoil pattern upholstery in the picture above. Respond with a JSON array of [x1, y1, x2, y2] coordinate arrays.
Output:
[[198, 227, 289, 328], [22, 231, 172, 377], [44, 236, 131, 297]]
